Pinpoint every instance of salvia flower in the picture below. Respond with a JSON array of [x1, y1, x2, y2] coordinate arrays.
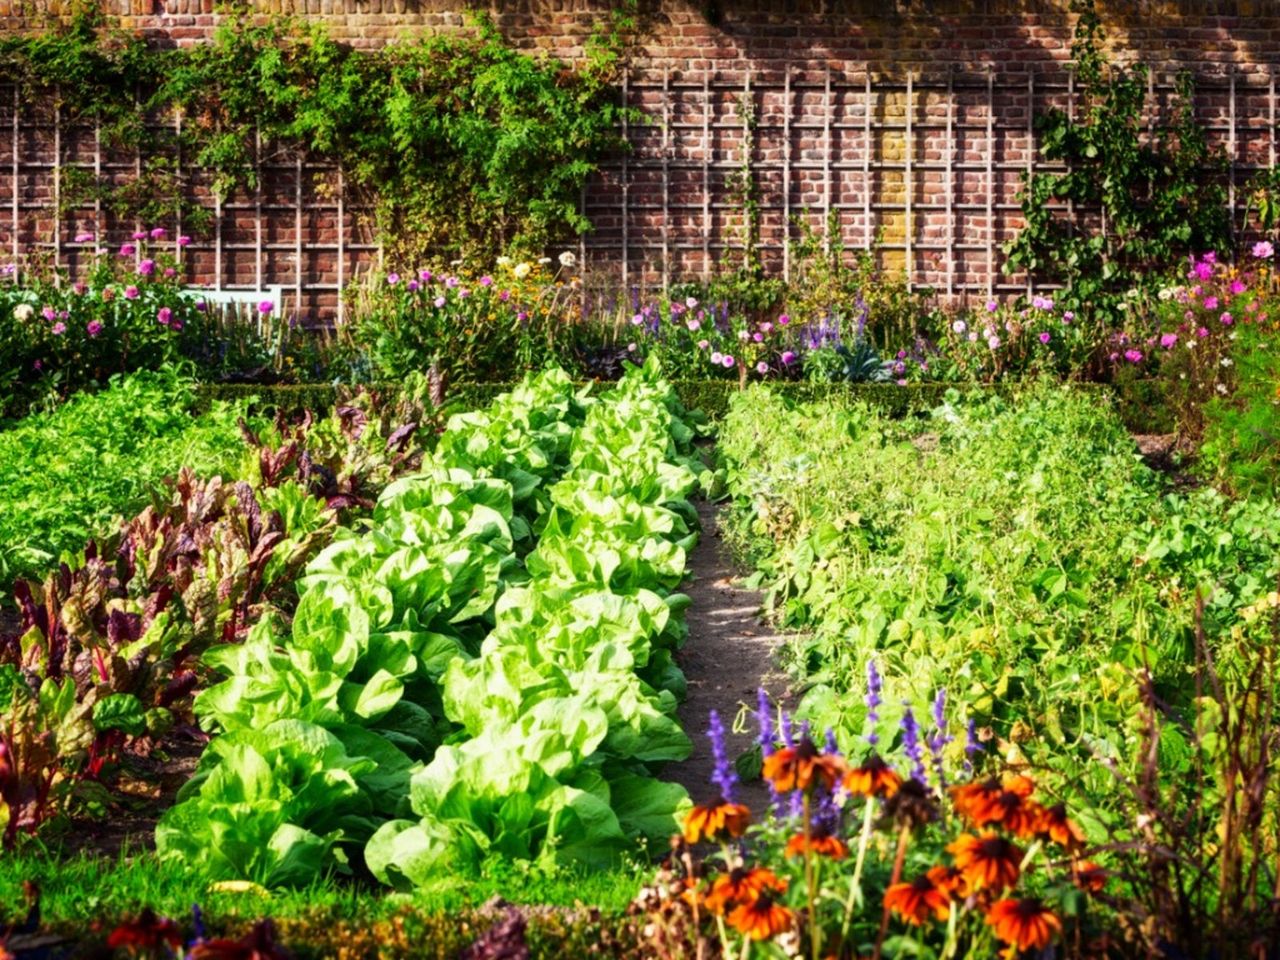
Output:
[[900, 706, 927, 783], [865, 659, 882, 745], [707, 710, 737, 802]]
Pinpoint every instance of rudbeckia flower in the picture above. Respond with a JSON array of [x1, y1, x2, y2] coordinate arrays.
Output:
[[682, 798, 751, 845], [844, 753, 902, 798], [784, 828, 849, 860], [1036, 803, 1086, 851], [884, 871, 951, 925], [704, 866, 787, 914], [727, 891, 794, 941], [762, 737, 846, 793], [947, 832, 1023, 891], [1072, 861, 1107, 893], [986, 898, 1062, 951]]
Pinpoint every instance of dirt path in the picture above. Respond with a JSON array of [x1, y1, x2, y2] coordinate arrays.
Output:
[[669, 498, 793, 811]]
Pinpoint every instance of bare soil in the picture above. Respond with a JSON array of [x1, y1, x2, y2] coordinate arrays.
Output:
[[668, 499, 792, 811]]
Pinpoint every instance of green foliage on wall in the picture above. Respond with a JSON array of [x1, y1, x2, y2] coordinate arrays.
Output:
[[0, 5, 638, 263]]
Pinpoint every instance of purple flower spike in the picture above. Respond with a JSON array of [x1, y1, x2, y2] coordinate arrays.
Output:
[[900, 706, 927, 784], [707, 710, 737, 803], [756, 688, 774, 755], [865, 659, 883, 746], [963, 717, 984, 777]]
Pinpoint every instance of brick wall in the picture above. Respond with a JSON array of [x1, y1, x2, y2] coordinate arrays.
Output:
[[3, 0, 1280, 319]]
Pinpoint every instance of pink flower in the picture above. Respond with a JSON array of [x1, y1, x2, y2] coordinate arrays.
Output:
[[1220, 311, 1234, 324], [41, 305, 56, 322], [710, 350, 723, 364], [781, 350, 797, 365], [777, 313, 790, 326], [387, 273, 400, 285], [257, 300, 273, 315], [172, 319, 183, 331], [51, 321, 66, 335], [498, 289, 510, 301], [123, 286, 139, 300], [1038, 331, 1051, 344], [756, 361, 769, 374], [627, 342, 637, 352], [722, 354, 736, 368], [1252, 240, 1274, 259], [1203, 296, 1219, 310], [177, 235, 191, 247], [1124, 349, 1144, 363], [131, 231, 147, 241], [72, 282, 86, 296], [86, 320, 103, 337], [752, 332, 764, 342], [434, 296, 446, 308], [138, 259, 156, 276], [119, 243, 136, 257], [420, 269, 433, 282], [157, 307, 172, 325], [985, 299, 998, 313], [479, 275, 493, 287], [687, 318, 701, 331], [445, 276, 459, 288], [697, 339, 710, 350], [407, 280, 420, 292], [760, 321, 773, 334], [1062, 311, 1074, 322], [1160, 333, 1178, 349], [1197, 326, 1210, 338], [458, 288, 470, 299], [163, 267, 175, 278], [686, 296, 698, 309], [1230, 279, 1247, 294], [150, 227, 166, 240], [987, 334, 1001, 349], [74, 232, 94, 243]]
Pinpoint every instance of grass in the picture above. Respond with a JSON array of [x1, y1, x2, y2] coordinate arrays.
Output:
[[0, 847, 647, 928]]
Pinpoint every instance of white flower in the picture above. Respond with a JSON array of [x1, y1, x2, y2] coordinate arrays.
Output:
[[952, 319, 967, 334], [496, 255, 512, 267], [1216, 383, 1228, 394], [513, 262, 532, 279], [1221, 357, 1233, 367], [538, 257, 552, 265], [558, 251, 577, 268], [627, 342, 637, 352], [685, 296, 698, 309], [737, 329, 749, 341], [13, 303, 34, 321], [450, 259, 464, 267]]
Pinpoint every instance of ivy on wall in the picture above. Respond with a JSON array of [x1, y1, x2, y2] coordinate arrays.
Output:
[[0, 4, 638, 264]]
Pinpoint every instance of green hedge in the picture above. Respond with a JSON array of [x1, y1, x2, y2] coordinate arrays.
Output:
[[197, 378, 1174, 433]]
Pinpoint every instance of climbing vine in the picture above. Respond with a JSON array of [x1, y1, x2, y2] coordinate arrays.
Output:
[[1003, 0, 1230, 325], [0, 4, 638, 264]]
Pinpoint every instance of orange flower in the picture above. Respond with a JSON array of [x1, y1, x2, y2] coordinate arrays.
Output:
[[704, 866, 787, 915], [884, 871, 951, 925], [950, 777, 1003, 823], [728, 891, 794, 941], [784, 829, 849, 860], [1072, 861, 1108, 893], [927, 863, 971, 900], [843, 753, 903, 798], [762, 737, 846, 793], [106, 910, 183, 952], [947, 832, 1023, 891], [682, 798, 751, 844], [986, 898, 1062, 951], [1037, 803, 1086, 851]]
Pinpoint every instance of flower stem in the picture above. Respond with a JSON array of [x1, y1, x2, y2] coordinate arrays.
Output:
[[840, 797, 877, 945], [870, 824, 911, 960], [803, 791, 820, 960]]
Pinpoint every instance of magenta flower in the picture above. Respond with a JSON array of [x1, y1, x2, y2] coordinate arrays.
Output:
[[163, 267, 175, 278], [1220, 311, 1234, 325], [386, 273, 400, 286], [1038, 331, 1051, 344], [1197, 326, 1210, 337], [195, 300, 207, 313], [1124, 349, 1144, 363], [985, 299, 999, 313], [1230, 279, 1247, 294], [722, 354, 736, 369], [777, 313, 790, 326], [1203, 296, 1219, 310], [755, 360, 768, 374], [51, 321, 66, 335], [1160, 333, 1178, 349], [1252, 240, 1274, 259], [131, 230, 148, 241], [445, 276, 459, 289], [150, 227, 166, 240], [781, 350, 797, 365], [479, 275, 493, 287], [138, 259, 156, 276], [124, 285, 139, 300], [1062, 311, 1074, 322], [498, 289, 510, 301], [157, 307, 172, 326], [407, 280, 420, 292], [41, 305, 56, 322], [257, 300, 273, 315], [86, 320, 103, 337], [433, 296, 446, 308], [420, 269, 432, 282], [752, 331, 764, 342], [119, 243, 136, 257], [177, 235, 191, 247], [458, 288, 470, 299], [74, 232, 94, 243]]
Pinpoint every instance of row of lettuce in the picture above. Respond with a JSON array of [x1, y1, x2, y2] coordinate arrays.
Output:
[[152, 361, 704, 886]]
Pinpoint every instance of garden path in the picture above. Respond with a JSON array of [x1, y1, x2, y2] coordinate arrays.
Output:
[[669, 498, 793, 811]]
